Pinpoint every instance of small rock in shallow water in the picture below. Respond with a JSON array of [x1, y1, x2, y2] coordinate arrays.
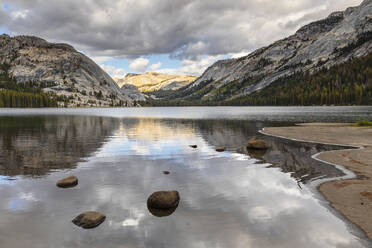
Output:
[[147, 191, 180, 209], [72, 211, 106, 229], [190, 145, 197, 148], [163, 171, 170, 175], [56, 176, 78, 188], [247, 137, 268, 150], [215, 147, 226, 152]]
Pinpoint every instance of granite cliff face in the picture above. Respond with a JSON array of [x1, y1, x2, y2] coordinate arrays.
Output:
[[120, 84, 147, 102], [115, 72, 197, 92], [182, 0, 372, 101], [0, 35, 134, 107]]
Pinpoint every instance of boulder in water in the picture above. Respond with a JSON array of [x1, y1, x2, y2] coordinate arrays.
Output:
[[148, 205, 178, 217], [72, 211, 106, 229], [56, 176, 78, 188], [215, 147, 226, 152], [247, 138, 268, 150], [147, 191, 180, 209]]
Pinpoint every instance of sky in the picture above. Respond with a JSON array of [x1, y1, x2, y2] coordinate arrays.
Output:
[[0, 0, 364, 78]]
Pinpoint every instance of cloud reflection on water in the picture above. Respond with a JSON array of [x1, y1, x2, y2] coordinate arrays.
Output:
[[0, 115, 369, 247]]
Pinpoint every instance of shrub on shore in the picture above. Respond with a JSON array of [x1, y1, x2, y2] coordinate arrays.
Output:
[[355, 120, 372, 127]]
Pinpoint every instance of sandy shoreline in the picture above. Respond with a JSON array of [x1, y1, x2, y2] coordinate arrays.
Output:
[[262, 123, 372, 240]]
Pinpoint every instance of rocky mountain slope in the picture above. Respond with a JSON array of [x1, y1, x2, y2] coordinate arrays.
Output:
[[120, 84, 147, 102], [174, 0, 372, 102], [115, 72, 197, 92], [0, 35, 134, 107]]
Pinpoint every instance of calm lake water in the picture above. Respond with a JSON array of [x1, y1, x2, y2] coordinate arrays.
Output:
[[1, 107, 372, 248]]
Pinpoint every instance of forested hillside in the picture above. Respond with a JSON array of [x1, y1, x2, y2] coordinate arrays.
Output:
[[226, 53, 372, 106], [149, 0, 372, 105], [144, 52, 372, 106], [0, 64, 57, 107]]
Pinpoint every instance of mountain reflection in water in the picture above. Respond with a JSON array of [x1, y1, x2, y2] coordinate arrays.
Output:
[[0, 116, 120, 176], [0, 117, 350, 182], [0, 113, 370, 248]]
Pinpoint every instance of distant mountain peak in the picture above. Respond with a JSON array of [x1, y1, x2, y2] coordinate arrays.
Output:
[[115, 72, 197, 92]]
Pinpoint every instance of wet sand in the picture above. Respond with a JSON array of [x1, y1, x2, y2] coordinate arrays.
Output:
[[262, 123, 372, 240]]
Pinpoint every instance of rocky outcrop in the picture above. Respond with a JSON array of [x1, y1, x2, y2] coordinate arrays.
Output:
[[181, 0, 372, 101], [72, 211, 106, 229], [120, 84, 147, 102], [0, 35, 134, 107], [115, 72, 197, 92]]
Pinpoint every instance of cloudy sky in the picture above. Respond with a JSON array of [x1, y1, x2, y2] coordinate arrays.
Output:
[[0, 0, 363, 78]]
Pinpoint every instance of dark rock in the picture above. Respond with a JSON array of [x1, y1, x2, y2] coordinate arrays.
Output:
[[247, 148, 267, 159], [147, 191, 180, 209], [148, 205, 178, 217], [190, 145, 198, 148], [72, 211, 106, 229], [247, 137, 268, 150], [56, 175, 78, 188], [216, 147, 226, 152], [163, 171, 170, 175]]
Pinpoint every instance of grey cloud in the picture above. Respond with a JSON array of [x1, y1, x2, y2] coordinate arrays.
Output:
[[0, 0, 364, 59]]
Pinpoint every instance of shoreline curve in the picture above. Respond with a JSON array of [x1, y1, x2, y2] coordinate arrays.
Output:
[[260, 123, 372, 241]]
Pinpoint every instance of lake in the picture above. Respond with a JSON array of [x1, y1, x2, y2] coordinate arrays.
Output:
[[0, 107, 372, 248]]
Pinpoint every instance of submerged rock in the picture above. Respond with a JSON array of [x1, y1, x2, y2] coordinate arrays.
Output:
[[72, 211, 106, 229], [216, 147, 226, 152], [147, 191, 180, 209], [247, 148, 268, 159], [190, 145, 198, 148], [247, 138, 268, 150], [56, 176, 78, 188]]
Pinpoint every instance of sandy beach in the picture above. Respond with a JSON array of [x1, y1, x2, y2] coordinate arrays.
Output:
[[263, 123, 372, 239]]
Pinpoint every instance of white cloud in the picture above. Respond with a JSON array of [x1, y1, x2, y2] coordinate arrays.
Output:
[[10, 9, 29, 20], [129, 58, 150, 73], [2, 0, 365, 77], [0, 0, 363, 59], [100, 64, 126, 79], [150, 62, 162, 70], [156, 55, 226, 76]]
